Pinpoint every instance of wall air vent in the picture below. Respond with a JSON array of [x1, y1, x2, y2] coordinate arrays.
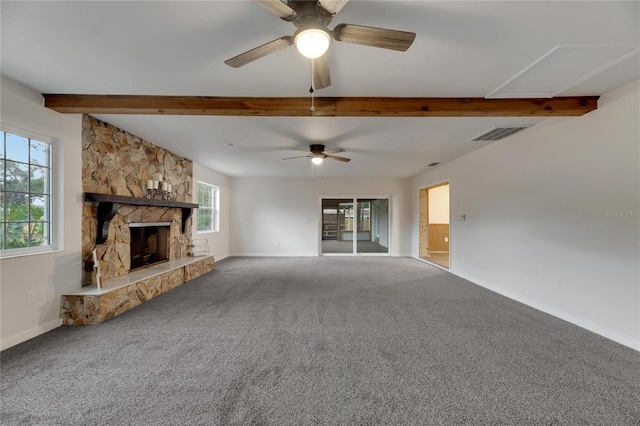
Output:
[[470, 127, 530, 142]]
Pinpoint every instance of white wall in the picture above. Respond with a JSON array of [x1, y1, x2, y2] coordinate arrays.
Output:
[[411, 80, 640, 350], [1, 75, 83, 350], [230, 178, 411, 256], [192, 162, 230, 261]]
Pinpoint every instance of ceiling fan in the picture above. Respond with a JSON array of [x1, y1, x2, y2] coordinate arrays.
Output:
[[225, 0, 416, 89], [283, 144, 351, 164]]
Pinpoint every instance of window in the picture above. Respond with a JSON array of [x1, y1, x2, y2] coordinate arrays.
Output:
[[196, 181, 219, 233], [1, 129, 52, 254]]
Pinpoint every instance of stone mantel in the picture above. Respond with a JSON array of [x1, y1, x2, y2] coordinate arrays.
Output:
[[84, 192, 198, 244]]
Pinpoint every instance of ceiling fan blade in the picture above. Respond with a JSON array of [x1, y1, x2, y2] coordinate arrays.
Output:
[[325, 154, 351, 163], [253, 0, 297, 20], [318, 0, 349, 15], [282, 154, 312, 160], [323, 147, 345, 154], [333, 23, 416, 52], [225, 36, 294, 68], [313, 54, 331, 90]]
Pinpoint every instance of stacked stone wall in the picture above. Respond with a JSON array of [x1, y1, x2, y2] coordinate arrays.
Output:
[[82, 115, 191, 200]]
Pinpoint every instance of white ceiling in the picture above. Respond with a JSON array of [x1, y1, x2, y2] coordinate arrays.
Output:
[[2, 1, 638, 178]]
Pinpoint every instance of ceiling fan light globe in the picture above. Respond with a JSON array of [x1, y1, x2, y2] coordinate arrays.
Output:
[[311, 156, 324, 165], [295, 28, 331, 59]]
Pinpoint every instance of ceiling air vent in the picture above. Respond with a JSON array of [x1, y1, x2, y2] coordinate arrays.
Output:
[[470, 127, 529, 142]]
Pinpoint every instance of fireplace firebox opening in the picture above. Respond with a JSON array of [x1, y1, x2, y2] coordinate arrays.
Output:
[[129, 222, 170, 271]]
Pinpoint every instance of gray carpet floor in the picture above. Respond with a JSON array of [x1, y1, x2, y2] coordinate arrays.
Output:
[[321, 240, 389, 253], [2, 257, 639, 425]]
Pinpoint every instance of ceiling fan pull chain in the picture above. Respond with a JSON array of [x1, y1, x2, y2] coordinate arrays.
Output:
[[310, 59, 316, 112]]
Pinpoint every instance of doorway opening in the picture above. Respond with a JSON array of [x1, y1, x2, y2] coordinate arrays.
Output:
[[419, 183, 450, 268], [321, 198, 389, 255]]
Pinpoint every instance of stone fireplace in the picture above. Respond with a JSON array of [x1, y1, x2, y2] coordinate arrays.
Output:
[[61, 116, 214, 325]]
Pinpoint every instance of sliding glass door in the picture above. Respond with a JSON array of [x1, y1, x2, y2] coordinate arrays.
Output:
[[356, 199, 389, 254], [321, 198, 389, 255], [321, 199, 353, 254]]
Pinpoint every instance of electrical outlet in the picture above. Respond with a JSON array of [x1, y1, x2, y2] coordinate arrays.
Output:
[[444, 237, 448, 243], [26, 291, 36, 304], [555, 279, 562, 291]]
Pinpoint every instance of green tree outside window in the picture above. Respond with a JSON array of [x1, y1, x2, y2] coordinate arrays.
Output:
[[196, 182, 218, 233], [1, 130, 51, 251]]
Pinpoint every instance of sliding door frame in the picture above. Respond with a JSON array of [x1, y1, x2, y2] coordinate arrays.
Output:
[[319, 195, 392, 256]]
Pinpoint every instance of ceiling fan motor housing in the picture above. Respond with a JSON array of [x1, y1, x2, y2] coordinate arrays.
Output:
[[310, 144, 326, 154], [287, 1, 335, 28]]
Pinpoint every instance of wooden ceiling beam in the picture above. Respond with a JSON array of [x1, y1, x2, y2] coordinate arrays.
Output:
[[43, 94, 598, 117]]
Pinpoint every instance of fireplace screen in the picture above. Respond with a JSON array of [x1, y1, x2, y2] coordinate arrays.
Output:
[[129, 222, 170, 270]]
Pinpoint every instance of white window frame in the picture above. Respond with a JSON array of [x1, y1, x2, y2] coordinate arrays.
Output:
[[0, 124, 58, 258], [196, 181, 219, 233]]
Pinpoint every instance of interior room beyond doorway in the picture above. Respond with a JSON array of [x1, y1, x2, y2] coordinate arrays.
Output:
[[419, 183, 450, 268]]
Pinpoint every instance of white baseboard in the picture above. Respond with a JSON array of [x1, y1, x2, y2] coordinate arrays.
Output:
[[411, 255, 639, 351], [1, 318, 62, 351], [453, 271, 638, 351]]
